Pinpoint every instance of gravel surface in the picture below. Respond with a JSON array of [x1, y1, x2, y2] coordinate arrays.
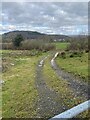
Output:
[[51, 53, 89, 100], [35, 53, 89, 119], [35, 57, 68, 118]]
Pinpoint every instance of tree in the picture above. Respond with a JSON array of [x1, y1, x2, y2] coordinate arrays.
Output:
[[13, 34, 24, 47]]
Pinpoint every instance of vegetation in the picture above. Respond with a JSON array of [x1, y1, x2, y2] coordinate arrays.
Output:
[[2, 50, 47, 118], [53, 42, 69, 50], [56, 52, 88, 82], [2, 40, 56, 51], [1, 46, 89, 118], [21, 40, 55, 51], [67, 36, 88, 51], [1, 34, 89, 118], [2, 50, 43, 72], [43, 56, 88, 118], [52, 36, 90, 82], [54, 36, 89, 82], [2, 43, 13, 50], [2, 30, 69, 43], [13, 34, 24, 47]]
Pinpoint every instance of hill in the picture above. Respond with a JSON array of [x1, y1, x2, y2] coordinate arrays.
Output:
[[2, 30, 70, 42]]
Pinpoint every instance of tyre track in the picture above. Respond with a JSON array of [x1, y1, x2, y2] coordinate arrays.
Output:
[[51, 52, 89, 100], [35, 56, 68, 118]]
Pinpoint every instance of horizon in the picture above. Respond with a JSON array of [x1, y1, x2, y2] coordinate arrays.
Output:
[[1, 2, 88, 35], [0, 30, 88, 36]]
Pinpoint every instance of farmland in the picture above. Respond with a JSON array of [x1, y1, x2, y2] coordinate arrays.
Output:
[[53, 42, 70, 50]]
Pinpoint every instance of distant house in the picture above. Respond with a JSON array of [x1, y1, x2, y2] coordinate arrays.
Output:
[[54, 38, 65, 42], [54, 39, 57, 42]]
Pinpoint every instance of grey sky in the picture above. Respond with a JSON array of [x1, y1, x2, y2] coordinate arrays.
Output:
[[1, 2, 88, 35]]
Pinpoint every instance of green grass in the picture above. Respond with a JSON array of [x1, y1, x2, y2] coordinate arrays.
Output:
[[1, 50, 89, 118], [2, 50, 47, 118], [0, 86, 2, 119], [56, 52, 88, 82], [53, 42, 70, 50], [43, 56, 87, 118]]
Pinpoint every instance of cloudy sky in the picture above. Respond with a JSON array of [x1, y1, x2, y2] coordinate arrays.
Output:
[[1, 2, 88, 35]]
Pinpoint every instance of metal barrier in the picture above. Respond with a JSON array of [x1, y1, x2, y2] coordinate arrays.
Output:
[[49, 100, 90, 120]]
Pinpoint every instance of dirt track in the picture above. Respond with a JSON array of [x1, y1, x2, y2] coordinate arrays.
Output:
[[35, 53, 89, 118], [51, 53, 89, 99], [35, 56, 68, 118]]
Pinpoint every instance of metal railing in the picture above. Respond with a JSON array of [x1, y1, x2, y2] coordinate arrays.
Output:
[[49, 100, 90, 120]]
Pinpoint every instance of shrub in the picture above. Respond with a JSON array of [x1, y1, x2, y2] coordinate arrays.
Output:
[[2, 39, 56, 51], [69, 51, 83, 58], [73, 51, 78, 55], [13, 34, 24, 47], [69, 54, 74, 58], [21, 40, 56, 51], [2, 43, 14, 50], [67, 36, 88, 51], [60, 51, 66, 59], [85, 49, 89, 53]]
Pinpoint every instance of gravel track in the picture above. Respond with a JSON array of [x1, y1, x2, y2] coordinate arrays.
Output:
[[35, 56, 68, 118], [51, 52, 89, 100], [35, 53, 89, 118]]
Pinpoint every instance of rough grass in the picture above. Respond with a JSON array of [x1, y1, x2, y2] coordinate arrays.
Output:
[[2, 50, 47, 118], [1, 50, 89, 118], [56, 52, 88, 82], [53, 42, 69, 50], [43, 56, 88, 118], [0, 86, 2, 119]]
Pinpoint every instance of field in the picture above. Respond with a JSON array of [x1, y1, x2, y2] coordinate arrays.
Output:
[[53, 42, 70, 50], [1, 47, 89, 118], [2, 50, 48, 117], [56, 52, 88, 82], [1, 2, 89, 119]]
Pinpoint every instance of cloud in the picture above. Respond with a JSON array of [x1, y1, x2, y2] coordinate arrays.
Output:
[[1, 2, 88, 35], [2, 0, 90, 2]]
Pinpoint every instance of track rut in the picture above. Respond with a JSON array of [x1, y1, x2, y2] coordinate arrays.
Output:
[[35, 56, 68, 118]]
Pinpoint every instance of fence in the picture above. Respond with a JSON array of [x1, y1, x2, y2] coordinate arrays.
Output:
[[49, 96, 90, 119]]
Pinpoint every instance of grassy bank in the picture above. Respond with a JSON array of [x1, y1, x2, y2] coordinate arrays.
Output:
[[2, 50, 47, 118], [56, 52, 88, 82], [43, 56, 88, 118]]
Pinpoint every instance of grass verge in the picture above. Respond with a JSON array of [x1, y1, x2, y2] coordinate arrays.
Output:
[[2, 50, 47, 118], [43, 56, 88, 118], [56, 52, 88, 82]]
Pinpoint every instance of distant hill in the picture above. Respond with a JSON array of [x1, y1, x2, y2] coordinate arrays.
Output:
[[2, 30, 70, 42]]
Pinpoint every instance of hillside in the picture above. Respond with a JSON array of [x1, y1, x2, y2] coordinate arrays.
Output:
[[2, 30, 70, 42]]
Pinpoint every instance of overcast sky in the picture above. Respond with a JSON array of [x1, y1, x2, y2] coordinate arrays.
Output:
[[1, 2, 88, 35]]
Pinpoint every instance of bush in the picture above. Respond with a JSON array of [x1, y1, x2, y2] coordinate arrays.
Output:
[[2, 43, 14, 50], [2, 40, 56, 51], [85, 49, 89, 53], [30, 50, 42, 56], [59, 51, 66, 59], [67, 36, 88, 51], [69, 54, 74, 58], [21, 40, 56, 51], [13, 34, 24, 47], [69, 51, 83, 58], [73, 51, 78, 55]]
